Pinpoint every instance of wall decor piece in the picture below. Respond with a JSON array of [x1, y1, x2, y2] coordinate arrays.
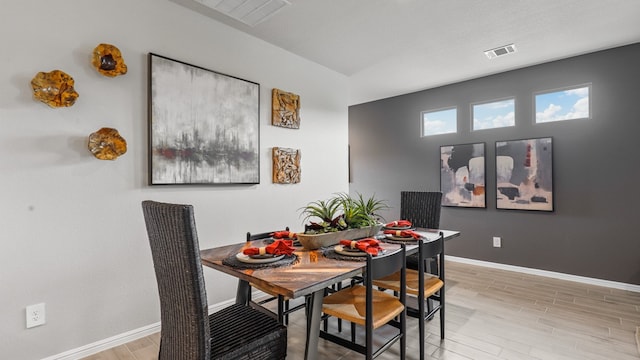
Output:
[[30, 70, 79, 108], [272, 147, 301, 184], [272, 88, 300, 129], [92, 43, 127, 77], [440, 143, 486, 208], [148, 53, 259, 185], [496, 137, 553, 211], [88, 127, 127, 160]]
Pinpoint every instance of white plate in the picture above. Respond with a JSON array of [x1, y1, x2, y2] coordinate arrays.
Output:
[[236, 253, 285, 264], [334, 245, 368, 257], [384, 225, 412, 230], [385, 234, 419, 241]]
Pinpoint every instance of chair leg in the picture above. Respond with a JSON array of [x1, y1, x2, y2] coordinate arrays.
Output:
[[419, 292, 425, 360], [440, 289, 445, 339], [351, 322, 356, 343], [401, 305, 406, 360]]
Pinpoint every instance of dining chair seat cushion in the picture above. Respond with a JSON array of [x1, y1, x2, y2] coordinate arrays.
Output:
[[322, 284, 404, 328], [209, 303, 287, 359], [373, 269, 444, 298]]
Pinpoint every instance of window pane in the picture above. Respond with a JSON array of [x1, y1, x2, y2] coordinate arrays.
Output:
[[472, 98, 515, 130], [535, 86, 590, 123], [422, 108, 457, 136]]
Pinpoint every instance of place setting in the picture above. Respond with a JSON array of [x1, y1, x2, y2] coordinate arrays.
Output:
[[382, 219, 415, 231], [323, 238, 384, 261], [223, 239, 298, 269], [265, 230, 302, 247], [381, 220, 423, 243]]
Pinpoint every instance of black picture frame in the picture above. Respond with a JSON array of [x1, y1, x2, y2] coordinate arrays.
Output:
[[148, 53, 260, 185], [440, 142, 486, 208], [495, 137, 554, 211]]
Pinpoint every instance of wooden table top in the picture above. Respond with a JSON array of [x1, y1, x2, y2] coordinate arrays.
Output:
[[200, 229, 459, 299]]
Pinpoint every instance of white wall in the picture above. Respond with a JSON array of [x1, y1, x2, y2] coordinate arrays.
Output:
[[0, 1, 349, 358]]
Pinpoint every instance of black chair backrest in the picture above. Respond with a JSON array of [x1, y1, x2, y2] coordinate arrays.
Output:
[[365, 244, 406, 353], [366, 245, 406, 281], [247, 227, 290, 242], [400, 191, 442, 229], [419, 232, 445, 277], [141, 200, 210, 360]]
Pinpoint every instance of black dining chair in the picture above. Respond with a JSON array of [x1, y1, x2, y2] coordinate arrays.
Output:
[[141, 200, 287, 360], [400, 191, 442, 230], [373, 233, 446, 360], [320, 245, 407, 360], [400, 191, 442, 272], [246, 228, 305, 324]]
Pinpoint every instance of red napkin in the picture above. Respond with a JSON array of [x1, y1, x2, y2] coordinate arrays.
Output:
[[271, 230, 297, 239], [385, 220, 412, 228], [243, 240, 295, 256], [383, 229, 421, 239], [339, 238, 381, 256]]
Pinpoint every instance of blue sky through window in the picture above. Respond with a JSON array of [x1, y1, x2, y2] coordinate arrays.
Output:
[[422, 107, 457, 136], [473, 99, 515, 130], [535, 86, 590, 123]]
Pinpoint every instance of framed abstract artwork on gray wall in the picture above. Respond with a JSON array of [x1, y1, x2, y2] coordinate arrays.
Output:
[[496, 137, 553, 211], [148, 53, 259, 185], [440, 143, 486, 208]]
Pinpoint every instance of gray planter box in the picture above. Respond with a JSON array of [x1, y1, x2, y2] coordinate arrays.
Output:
[[297, 224, 383, 250]]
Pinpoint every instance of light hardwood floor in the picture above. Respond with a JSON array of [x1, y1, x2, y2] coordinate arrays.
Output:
[[83, 261, 640, 360]]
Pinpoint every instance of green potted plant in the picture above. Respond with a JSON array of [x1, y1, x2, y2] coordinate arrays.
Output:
[[297, 193, 388, 249]]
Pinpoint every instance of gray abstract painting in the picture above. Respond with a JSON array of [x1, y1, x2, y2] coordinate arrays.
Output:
[[149, 53, 259, 185]]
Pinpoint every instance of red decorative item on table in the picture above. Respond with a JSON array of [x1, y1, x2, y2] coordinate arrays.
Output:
[[385, 220, 412, 228], [339, 238, 381, 256], [271, 230, 297, 239], [383, 229, 422, 239], [243, 240, 296, 256]]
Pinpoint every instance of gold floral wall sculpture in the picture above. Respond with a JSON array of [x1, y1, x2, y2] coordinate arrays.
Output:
[[31, 70, 79, 108], [92, 43, 127, 77], [272, 88, 300, 129], [272, 147, 301, 184], [88, 127, 127, 160]]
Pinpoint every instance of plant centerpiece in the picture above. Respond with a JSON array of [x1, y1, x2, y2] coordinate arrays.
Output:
[[297, 193, 388, 249]]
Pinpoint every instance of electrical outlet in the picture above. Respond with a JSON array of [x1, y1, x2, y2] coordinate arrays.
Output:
[[493, 236, 502, 248], [26, 303, 46, 328]]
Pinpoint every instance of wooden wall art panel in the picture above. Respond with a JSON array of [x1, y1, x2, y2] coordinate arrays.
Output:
[[272, 88, 300, 129], [272, 147, 301, 184]]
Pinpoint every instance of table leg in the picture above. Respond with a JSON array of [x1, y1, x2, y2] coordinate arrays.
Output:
[[304, 289, 323, 360], [236, 279, 250, 305]]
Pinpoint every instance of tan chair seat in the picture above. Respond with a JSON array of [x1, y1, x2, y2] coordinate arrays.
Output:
[[322, 284, 404, 329], [373, 269, 443, 297]]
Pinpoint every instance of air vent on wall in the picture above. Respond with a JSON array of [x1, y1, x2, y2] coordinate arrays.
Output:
[[195, 0, 291, 27], [484, 44, 517, 59]]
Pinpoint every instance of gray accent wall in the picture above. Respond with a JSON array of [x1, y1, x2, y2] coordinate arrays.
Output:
[[349, 43, 640, 285]]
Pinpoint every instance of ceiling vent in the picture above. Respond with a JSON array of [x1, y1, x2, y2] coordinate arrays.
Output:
[[195, 0, 291, 27], [484, 44, 517, 59]]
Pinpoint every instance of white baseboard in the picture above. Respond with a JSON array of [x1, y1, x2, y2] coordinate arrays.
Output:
[[41, 323, 160, 360], [446, 255, 640, 293], [43, 298, 236, 360]]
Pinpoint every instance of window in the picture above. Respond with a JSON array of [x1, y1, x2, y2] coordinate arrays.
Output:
[[421, 107, 457, 136], [472, 98, 515, 130], [535, 85, 590, 123]]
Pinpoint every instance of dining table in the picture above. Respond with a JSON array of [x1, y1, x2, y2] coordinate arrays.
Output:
[[200, 229, 460, 360]]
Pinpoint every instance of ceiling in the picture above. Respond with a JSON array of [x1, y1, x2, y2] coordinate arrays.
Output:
[[172, 0, 640, 105]]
